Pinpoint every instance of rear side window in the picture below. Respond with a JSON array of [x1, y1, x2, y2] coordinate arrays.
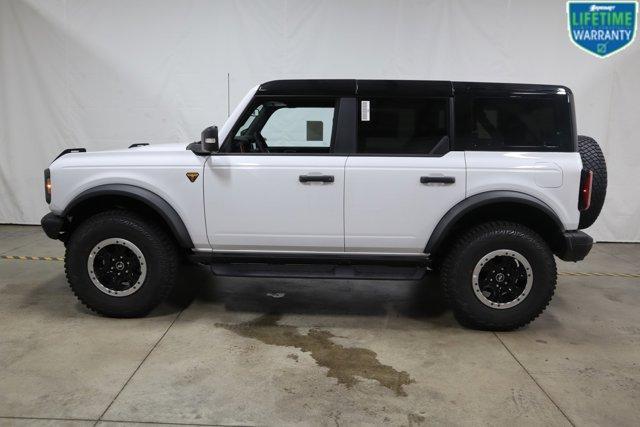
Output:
[[357, 98, 449, 155], [455, 96, 572, 151]]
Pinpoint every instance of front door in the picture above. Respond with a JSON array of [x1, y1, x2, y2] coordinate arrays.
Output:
[[344, 96, 466, 253], [204, 97, 346, 252]]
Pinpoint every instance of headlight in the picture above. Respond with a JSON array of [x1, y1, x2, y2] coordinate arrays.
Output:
[[44, 168, 51, 203]]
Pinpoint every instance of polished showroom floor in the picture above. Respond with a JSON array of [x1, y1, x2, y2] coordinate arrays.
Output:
[[0, 225, 639, 426]]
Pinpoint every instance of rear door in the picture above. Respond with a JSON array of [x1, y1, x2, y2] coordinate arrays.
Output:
[[344, 93, 466, 253]]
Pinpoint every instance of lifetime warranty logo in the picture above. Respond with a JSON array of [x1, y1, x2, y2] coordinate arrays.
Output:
[[567, 1, 638, 57]]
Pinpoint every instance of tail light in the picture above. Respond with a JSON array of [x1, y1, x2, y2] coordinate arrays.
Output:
[[44, 168, 51, 203], [578, 169, 593, 211]]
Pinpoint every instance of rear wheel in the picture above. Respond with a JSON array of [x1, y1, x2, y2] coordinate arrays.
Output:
[[441, 222, 556, 331], [65, 210, 179, 317]]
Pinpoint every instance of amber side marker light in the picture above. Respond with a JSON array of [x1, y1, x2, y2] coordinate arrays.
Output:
[[579, 169, 593, 211], [44, 168, 51, 203]]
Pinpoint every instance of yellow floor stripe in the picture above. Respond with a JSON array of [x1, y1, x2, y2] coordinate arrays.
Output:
[[1, 255, 65, 261], [558, 271, 640, 279], [1, 255, 639, 278]]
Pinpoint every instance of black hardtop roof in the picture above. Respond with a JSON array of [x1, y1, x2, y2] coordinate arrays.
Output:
[[257, 79, 571, 97]]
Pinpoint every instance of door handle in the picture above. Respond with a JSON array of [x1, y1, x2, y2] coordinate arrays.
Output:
[[420, 176, 455, 184], [299, 175, 334, 183]]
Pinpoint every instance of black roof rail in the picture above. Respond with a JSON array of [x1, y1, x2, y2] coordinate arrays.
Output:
[[257, 79, 569, 98], [129, 143, 149, 148]]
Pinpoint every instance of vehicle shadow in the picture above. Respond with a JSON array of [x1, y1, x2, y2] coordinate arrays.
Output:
[[17, 262, 449, 327], [174, 263, 450, 322]]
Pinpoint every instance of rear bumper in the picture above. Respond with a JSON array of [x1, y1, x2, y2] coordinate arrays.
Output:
[[41, 212, 65, 240], [557, 230, 593, 262]]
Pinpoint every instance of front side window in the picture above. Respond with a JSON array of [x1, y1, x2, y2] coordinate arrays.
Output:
[[357, 98, 449, 155], [236, 104, 263, 136], [228, 99, 336, 154]]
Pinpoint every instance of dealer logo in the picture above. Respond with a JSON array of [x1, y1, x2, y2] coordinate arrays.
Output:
[[567, 1, 638, 57]]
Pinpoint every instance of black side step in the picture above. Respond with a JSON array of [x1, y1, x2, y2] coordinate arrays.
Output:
[[210, 262, 427, 281], [191, 251, 429, 266]]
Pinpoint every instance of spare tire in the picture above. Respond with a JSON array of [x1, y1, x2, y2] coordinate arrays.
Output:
[[577, 135, 607, 229]]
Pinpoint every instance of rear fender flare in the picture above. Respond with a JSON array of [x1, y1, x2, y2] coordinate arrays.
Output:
[[425, 191, 564, 254]]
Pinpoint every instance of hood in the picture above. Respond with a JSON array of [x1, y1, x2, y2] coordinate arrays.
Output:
[[92, 142, 189, 154], [49, 142, 204, 169]]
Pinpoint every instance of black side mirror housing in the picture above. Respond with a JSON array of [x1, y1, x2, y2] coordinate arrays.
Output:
[[188, 125, 219, 155], [201, 126, 219, 152]]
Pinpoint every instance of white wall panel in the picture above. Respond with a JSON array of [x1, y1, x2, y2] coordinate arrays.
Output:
[[0, 0, 638, 241]]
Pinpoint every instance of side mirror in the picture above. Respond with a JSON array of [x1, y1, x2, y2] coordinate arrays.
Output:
[[201, 126, 219, 152]]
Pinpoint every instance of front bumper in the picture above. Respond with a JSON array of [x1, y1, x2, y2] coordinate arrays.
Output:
[[41, 212, 65, 240], [557, 230, 593, 262]]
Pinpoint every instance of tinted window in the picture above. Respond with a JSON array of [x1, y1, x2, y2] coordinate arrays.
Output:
[[455, 96, 572, 151], [261, 107, 333, 148], [229, 99, 335, 154], [237, 104, 263, 135], [357, 98, 449, 155]]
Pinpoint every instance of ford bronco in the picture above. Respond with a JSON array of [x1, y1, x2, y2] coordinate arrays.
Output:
[[41, 80, 607, 330]]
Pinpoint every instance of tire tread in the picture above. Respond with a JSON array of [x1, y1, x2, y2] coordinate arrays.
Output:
[[441, 221, 556, 331], [64, 210, 178, 317]]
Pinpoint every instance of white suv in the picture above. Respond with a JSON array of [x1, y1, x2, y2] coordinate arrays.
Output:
[[41, 80, 607, 330]]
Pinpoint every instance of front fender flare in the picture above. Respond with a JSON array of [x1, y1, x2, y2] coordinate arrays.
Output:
[[62, 184, 194, 248]]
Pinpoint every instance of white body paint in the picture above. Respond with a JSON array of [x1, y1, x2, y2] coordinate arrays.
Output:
[[344, 152, 466, 253], [203, 155, 347, 252], [49, 146, 211, 250], [47, 86, 583, 255], [465, 152, 582, 230]]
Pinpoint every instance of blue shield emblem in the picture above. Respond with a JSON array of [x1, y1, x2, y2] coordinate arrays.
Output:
[[567, 1, 638, 57]]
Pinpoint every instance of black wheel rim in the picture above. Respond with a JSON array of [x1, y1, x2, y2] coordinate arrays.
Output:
[[472, 250, 533, 309], [87, 238, 147, 296]]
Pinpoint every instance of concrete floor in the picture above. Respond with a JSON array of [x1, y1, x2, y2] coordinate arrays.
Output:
[[0, 225, 639, 426]]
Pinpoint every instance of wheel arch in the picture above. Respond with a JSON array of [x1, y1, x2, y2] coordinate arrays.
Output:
[[62, 184, 194, 248], [425, 191, 565, 258]]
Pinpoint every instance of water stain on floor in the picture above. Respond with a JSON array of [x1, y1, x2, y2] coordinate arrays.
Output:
[[217, 314, 414, 396], [407, 412, 426, 425]]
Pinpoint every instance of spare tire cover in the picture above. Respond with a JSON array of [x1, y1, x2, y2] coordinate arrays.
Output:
[[577, 135, 607, 229]]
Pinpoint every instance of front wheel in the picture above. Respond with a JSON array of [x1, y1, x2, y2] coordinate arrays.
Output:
[[441, 222, 556, 331], [65, 210, 179, 317]]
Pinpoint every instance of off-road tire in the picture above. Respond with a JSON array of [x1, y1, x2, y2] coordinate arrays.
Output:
[[65, 210, 179, 317], [441, 222, 556, 331], [578, 135, 607, 229]]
